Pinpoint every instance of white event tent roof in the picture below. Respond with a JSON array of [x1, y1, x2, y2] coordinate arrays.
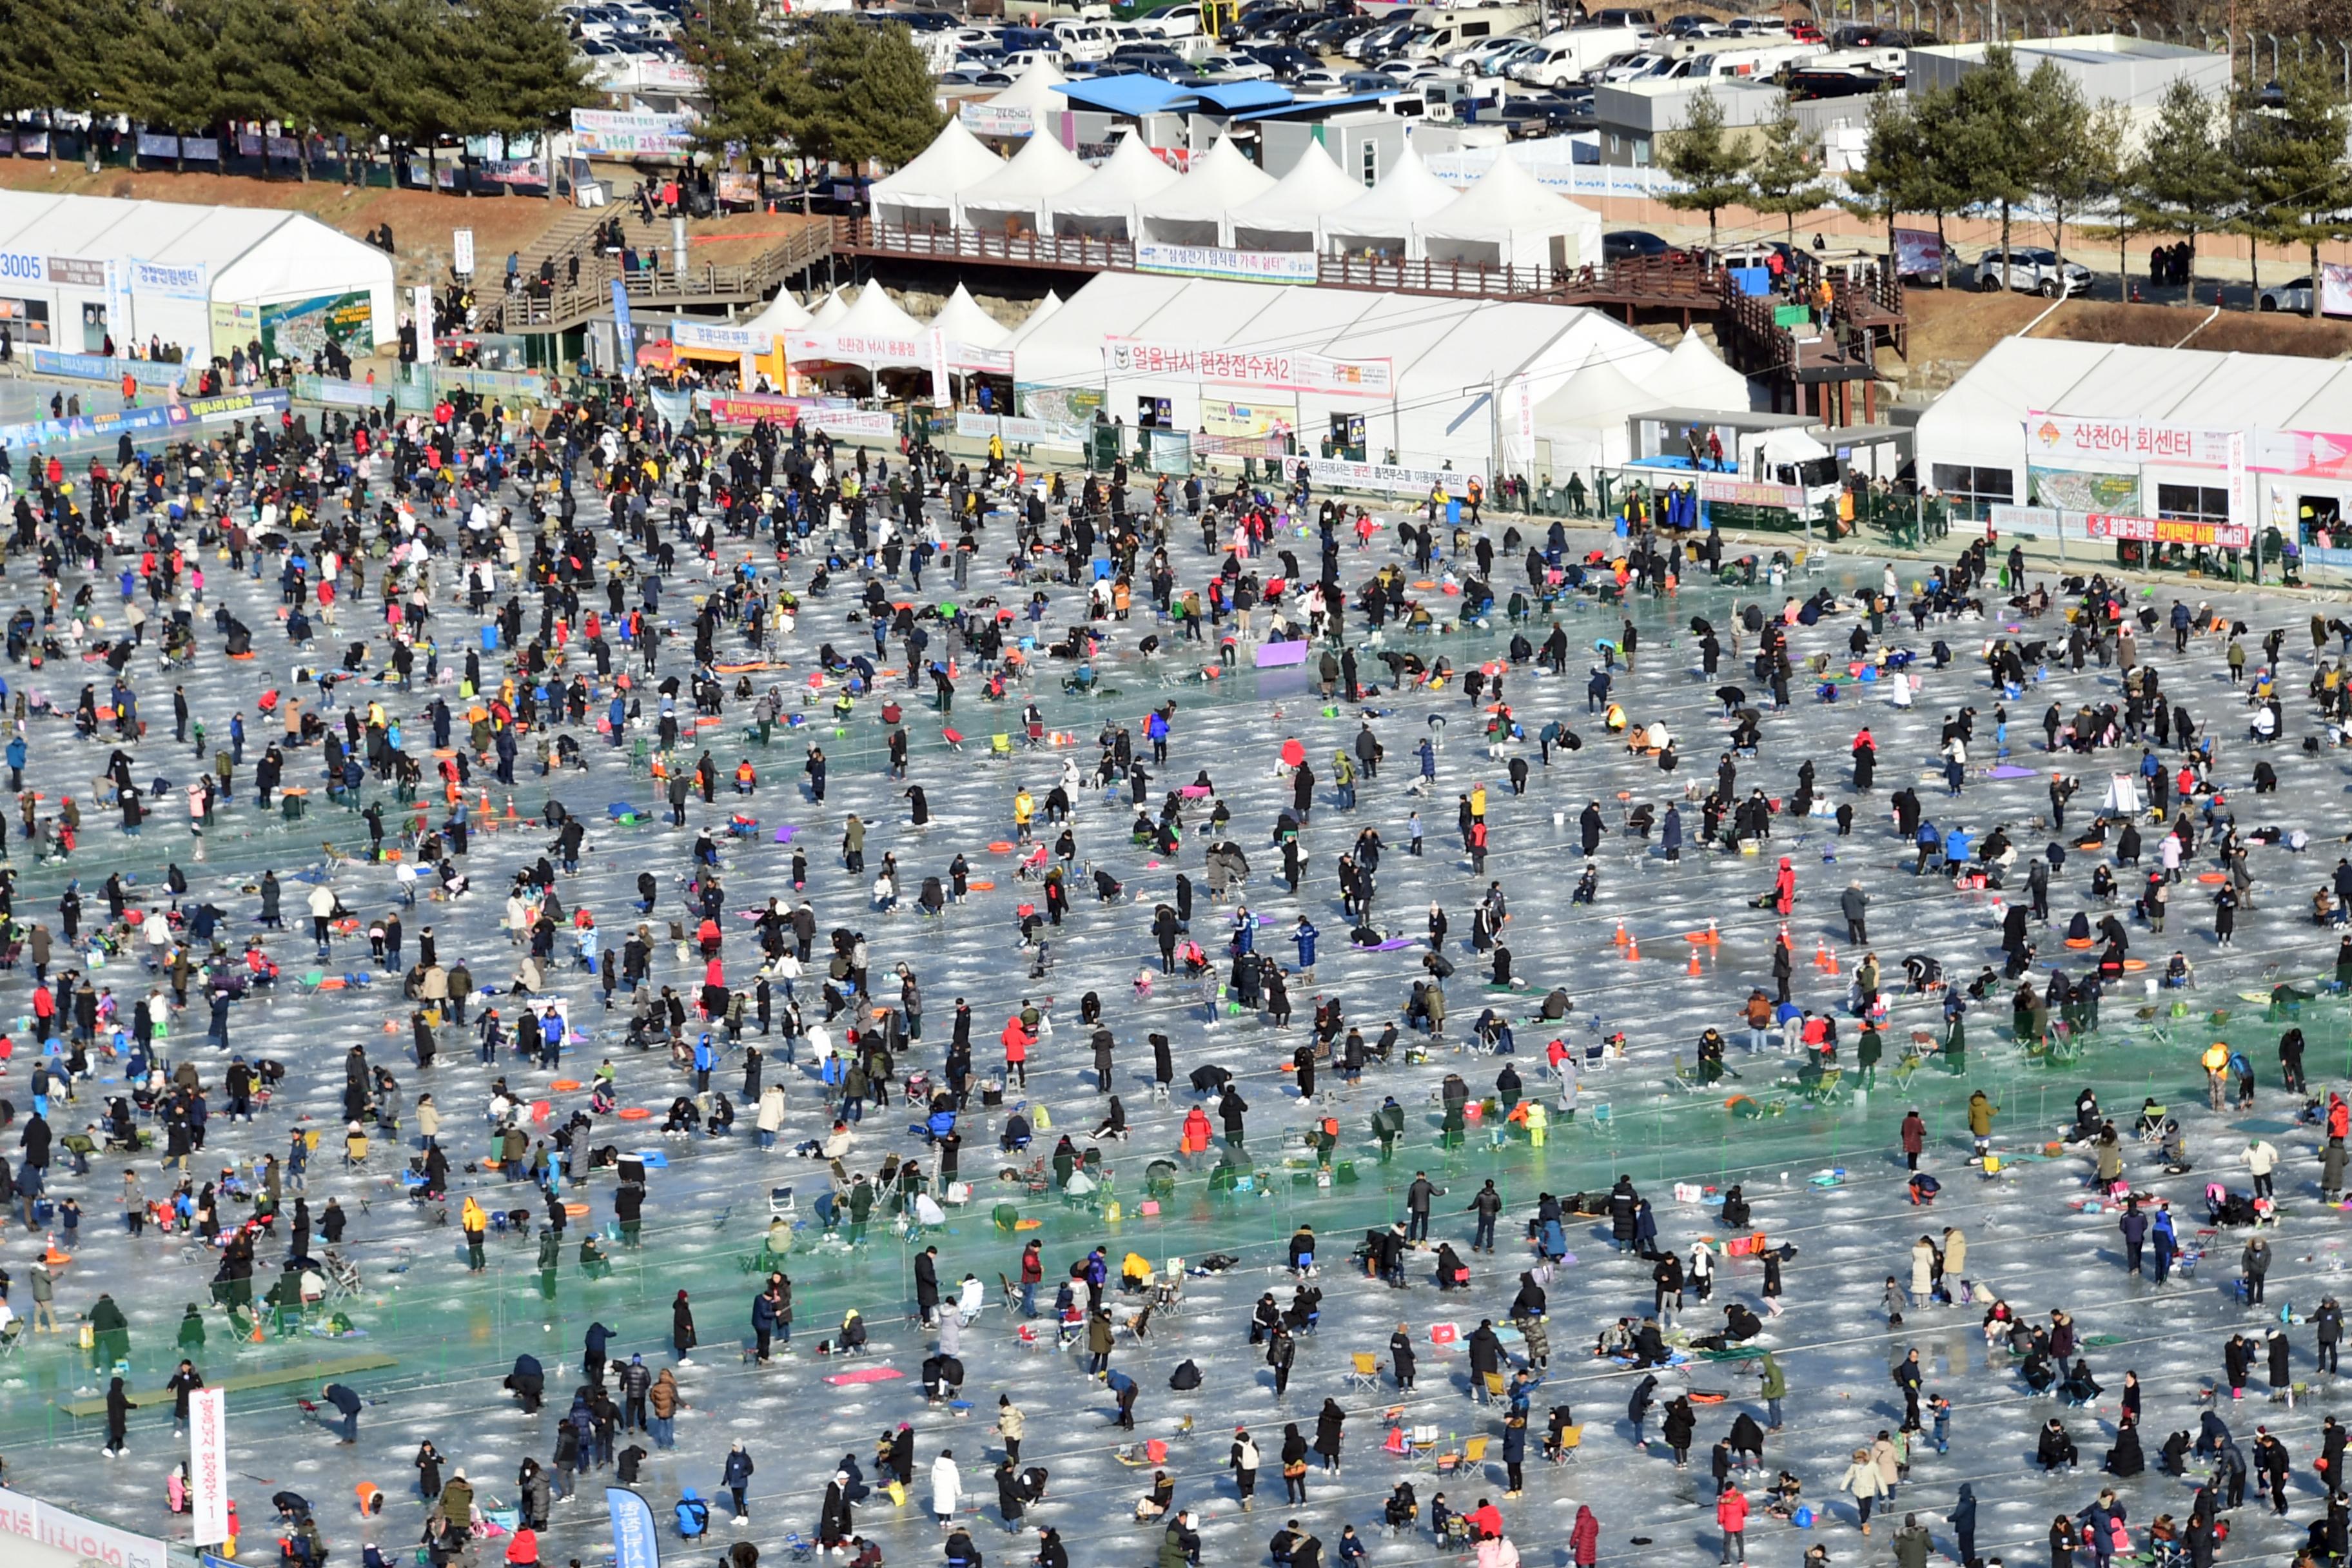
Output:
[[1229, 141, 1367, 253], [1320, 143, 1459, 261], [1050, 132, 1182, 240], [959, 132, 1090, 236], [1137, 135, 1279, 249], [1416, 155, 1604, 273], [867, 117, 1004, 232]]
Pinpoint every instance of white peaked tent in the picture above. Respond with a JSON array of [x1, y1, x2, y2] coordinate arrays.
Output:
[[827, 285, 929, 371], [928, 283, 1010, 351], [1642, 326, 1754, 413], [740, 288, 812, 333], [1136, 135, 1277, 249], [967, 57, 1070, 139], [1321, 142, 1456, 261], [1529, 348, 1666, 475], [1002, 290, 1063, 348], [1050, 132, 1181, 240], [867, 118, 1005, 232], [808, 289, 850, 328], [1417, 155, 1604, 273], [1230, 141, 1366, 253], [959, 132, 1090, 237]]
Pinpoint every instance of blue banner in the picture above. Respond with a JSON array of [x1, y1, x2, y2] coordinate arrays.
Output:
[[0, 389, 288, 451], [611, 280, 634, 364], [607, 1487, 661, 1568], [28, 349, 186, 389]]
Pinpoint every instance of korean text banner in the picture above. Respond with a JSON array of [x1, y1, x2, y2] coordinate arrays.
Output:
[[1105, 338, 1393, 398]]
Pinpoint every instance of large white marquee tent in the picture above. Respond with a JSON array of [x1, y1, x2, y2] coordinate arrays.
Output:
[[1006, 272, 1742, 472], [1916, 337, 2352, 540], [0, 190, 396, 362]]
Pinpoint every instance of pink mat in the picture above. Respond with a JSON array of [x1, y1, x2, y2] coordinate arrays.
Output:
[[823, 1366, 905, 1386]]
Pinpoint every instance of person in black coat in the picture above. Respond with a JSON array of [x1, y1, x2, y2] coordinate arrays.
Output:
[[1661, 1395, 1696, 1468], [2104, 1417, 2144, 1478], [1313, 1399, 1345, 1473], [2038, 1418, 2080, 1470], [671, 1290, 697, 1365], [103, 1376, 134, 1455], [1627, 1373, 1658, 1445], [997, 1458, 1026, 1528], [1389, 1324, 1416, 1391]]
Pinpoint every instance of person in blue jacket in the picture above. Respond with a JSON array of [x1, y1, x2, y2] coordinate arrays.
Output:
[[1293, 918, 1318, 979]]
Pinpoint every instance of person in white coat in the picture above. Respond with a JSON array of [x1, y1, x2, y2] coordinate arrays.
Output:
[[1687, 1240, 1715, 1305], [756, 1085, 787, 1151], [932, 1449, 963, 1528]]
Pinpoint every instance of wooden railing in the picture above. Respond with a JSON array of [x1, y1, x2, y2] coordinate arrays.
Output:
[[484, 222, 836, 333], [834, 219, 1729, 306]]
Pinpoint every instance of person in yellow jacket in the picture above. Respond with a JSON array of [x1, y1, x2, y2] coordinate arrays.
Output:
[[1524, 1100, 1547, 1148], [461, 1197, 488, 1272], [1013, 787, 1035, 842], [2203, 1039, 2232, 1110]]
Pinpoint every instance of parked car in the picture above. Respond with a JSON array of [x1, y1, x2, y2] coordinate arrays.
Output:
[[2257, 277, 2315, 312], [1603, 228, 1676, 262], [1973, 246, 2091, 297]]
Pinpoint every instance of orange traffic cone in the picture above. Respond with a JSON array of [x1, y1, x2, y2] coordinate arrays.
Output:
[[1612, 920, 1629, 948], [1814, 939, 1832, 971], [505, 794, 518, 822], [1687, 948, 1703, 977], [1702, 920, 1720, 945], [1625, 935, 1640, 962], [1823, 948, 1841, 975]]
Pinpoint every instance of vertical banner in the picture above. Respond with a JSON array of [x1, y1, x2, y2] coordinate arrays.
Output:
[[611, 279, 634, 366], [929, 326, 952, 404], [607, 1486, 662, 1568], [190, 1387, 228, 1545], [452, 228, 475, 277], [412, 284, 436, 366], [739, 353, 758, 391]]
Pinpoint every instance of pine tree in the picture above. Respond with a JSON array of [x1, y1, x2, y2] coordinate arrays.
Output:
[[1656, 88, 1749, 251], [1839, 90, 1926, 264], [774, 16, 944, 172], [1743, 93, 1825, 248], [2232, 61, 2352, 315], [680, 0, 788, 163]]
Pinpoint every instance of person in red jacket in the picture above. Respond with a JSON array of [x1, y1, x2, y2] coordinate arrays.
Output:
[[1717, 1483, 1749, 1566], [1001, 1015, 1033, 1088], [1571, 1505, 1599, 1568]]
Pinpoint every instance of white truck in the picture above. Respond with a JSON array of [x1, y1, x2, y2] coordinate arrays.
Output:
[[1507, 23, 1655, 87]]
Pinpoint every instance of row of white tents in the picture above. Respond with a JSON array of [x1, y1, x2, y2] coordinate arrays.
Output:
[[729, 271, 1752, 475], [870, 115, 1604, 270]]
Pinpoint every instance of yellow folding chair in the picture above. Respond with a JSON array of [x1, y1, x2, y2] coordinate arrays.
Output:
[[1347, 1352, 1382, 1393]]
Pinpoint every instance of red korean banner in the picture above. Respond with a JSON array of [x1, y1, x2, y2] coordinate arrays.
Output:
[[2082, 513, 2251, 549]]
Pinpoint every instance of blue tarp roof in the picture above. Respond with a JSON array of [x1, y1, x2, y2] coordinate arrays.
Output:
[[1231, 90, 1399, 119], [1188, 81, 1294, 112], [1051, 75, 1197, 115]]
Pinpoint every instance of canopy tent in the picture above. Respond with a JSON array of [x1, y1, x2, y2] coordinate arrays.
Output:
[[867, 117, 1004, 232], [808, 289, 850, 328], [959, 132, 1090, 238], [927, 282, 1010, 352], [1529, 348, 1668, 476], [808, 285, 930, 373], [963, 57, 1070, 141], [1229, 141, 1366, 253], [1136, 135, 1277, 249], [740, 289, 813, 334], [1639, 326, 1752, 413], [1002, 290, 1063, 349], [1320, 143, 1456, 262], [1050, 132, 1182, 241], [1416, 155, 1603, 273]]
